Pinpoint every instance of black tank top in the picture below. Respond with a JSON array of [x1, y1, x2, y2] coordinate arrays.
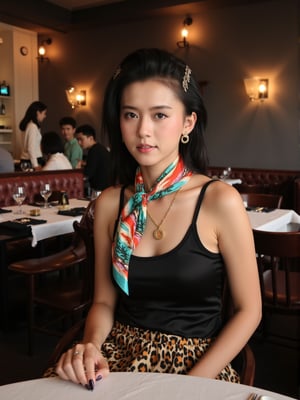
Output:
[[115, 180, 225, 338]]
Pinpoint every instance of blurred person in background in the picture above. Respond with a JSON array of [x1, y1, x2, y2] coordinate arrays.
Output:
[[0, 146, 14, 173], [41, 131, 72, 171], [76, 124, 111, 196], [59, 116, 82, 168], [19, 101, 47, 170]]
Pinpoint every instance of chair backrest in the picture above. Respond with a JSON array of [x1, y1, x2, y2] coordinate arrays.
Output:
[[241, 193, 283, 208], [71, 199, 96, 248], [253, 229, 300, 309], [72, 199, 96, 304]]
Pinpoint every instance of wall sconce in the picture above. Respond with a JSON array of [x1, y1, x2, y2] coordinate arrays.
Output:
[[37, 38, 52, 62], [244, 77, 269, 102], [65, 86, 87, 109], [177, 16, 193, 48]]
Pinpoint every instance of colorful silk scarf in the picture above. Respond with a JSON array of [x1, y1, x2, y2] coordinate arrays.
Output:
[[112, 156, 192, 295]]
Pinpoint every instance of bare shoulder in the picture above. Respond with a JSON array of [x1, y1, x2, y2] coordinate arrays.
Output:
[[192, 176, 244, 215], [208, 179, 242, 203], [94, 185, 124, 223], [96, 185, 121, 205]]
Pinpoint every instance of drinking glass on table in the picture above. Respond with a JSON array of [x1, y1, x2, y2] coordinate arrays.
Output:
[[90, 189, 102, 200], [220, 167, 232, 180], [20, 161, 31, 172], [12, 185, 26, 214], [40, 183, 52, 208]]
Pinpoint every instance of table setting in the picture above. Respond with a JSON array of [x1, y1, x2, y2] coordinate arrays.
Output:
[[0, 217, 47, 234], [0, 182, 89, 246], [211, 167, 243, 186], [0, 198, 89, 246]]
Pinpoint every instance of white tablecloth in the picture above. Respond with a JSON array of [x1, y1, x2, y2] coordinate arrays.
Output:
[[247, 208, 300, 231], [0, 199, 89, 246], [221, 178, 242, 185], [0, 373, 295, 400]]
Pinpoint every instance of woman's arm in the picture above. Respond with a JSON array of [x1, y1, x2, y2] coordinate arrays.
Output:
[[188, 182, 261, 379], [55, 186, 121, 387]]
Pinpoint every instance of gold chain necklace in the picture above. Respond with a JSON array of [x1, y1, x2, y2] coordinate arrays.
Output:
[[147, 189, 181, 240]]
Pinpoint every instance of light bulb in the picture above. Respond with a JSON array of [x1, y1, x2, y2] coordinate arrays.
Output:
[[76, 94, 83, 102], [181, 28, 189, 38], [258, 82, 266, 94], [38, 46, 46, 56]]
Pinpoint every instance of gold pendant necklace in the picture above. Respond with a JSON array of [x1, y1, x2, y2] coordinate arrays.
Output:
[[147, 189, 181, 240]]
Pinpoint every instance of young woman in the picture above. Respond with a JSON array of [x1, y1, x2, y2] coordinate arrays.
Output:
[[55, 48, 261, 391], [19, 101, 47, 170]]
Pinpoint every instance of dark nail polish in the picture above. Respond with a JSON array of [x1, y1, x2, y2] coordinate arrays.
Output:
[[96, 375, 102, 381], [89, 379, 94, 391], [85, 384, 90, 391]]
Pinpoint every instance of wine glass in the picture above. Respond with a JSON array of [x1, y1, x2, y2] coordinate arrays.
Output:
[[40, 183, 52, 208], [20, 161, 31, 172], [220, 167, 232, 180], [12, 185, 26, 214], [90, 189, 102, 200]]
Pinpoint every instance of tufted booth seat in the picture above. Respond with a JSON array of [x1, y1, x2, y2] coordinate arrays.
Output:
[[0, 169, 84, 207], [206, 167, 300, 213]]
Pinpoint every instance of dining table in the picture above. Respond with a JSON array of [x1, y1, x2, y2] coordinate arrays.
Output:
[[0, 198, 90, 330], [0, 372, 296, 400], [246, 208, 300, 232], [0, 198, 89, 247]]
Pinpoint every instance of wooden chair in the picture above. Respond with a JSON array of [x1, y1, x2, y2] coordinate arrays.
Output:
[[241, 193, 283, 209], [8, 200, 96, 355], [252, 229, 300, 346]]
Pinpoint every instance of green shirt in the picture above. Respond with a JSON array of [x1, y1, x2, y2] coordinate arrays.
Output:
[[64, 138, 83, 168]]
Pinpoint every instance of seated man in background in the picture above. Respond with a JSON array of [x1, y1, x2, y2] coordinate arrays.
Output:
[[59, 116, 82, 168], [41, 131, 72, 170], [76, 124, 111, 196], [0, 146, 14, 173]]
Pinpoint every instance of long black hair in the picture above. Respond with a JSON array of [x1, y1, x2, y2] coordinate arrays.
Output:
[[101, 48, 208, 186], [19, 101, 47, 131], [41, 131, 64, 155]]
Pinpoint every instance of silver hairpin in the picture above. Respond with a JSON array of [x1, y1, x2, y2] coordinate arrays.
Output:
[[113, 66, 121, 80], [182, 65, 192, 92]]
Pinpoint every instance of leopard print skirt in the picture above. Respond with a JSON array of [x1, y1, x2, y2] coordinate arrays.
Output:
[[44, 321, 240, 383], [102, 321, 240, 382]]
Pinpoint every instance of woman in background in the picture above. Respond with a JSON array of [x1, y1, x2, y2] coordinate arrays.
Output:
[[41, 131, 72, 171], [19, 101, 47, 170]]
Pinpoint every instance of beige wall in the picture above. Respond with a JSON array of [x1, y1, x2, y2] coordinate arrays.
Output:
[[0, 23, 38, 157], [38, 0, 300, 170]]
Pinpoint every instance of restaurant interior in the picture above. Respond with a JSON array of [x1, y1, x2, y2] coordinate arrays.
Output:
[[0, 0, 299, 399]]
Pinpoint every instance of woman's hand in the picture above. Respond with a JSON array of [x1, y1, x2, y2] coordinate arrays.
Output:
[[55, 342, 110, 390]]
